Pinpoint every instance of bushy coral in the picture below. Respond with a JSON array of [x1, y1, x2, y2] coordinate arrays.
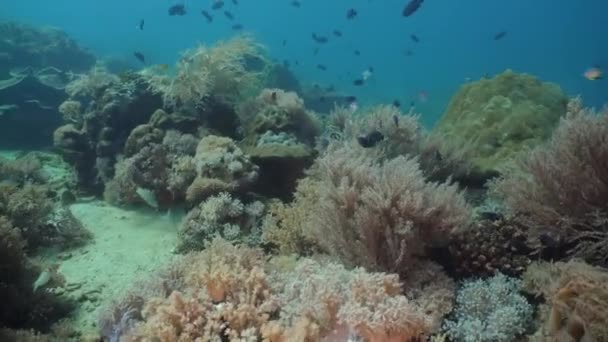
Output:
[[104, 239, 452, 341], [443, 273, 533, 342], [143, 36, 267, 109], [491, 98, 608, 266], [303, 146, 470, 275], [327, 104, 473, 183], [178, 192, 264, 252], [522, 260, 608, 341], [435, 69, 568, 177]]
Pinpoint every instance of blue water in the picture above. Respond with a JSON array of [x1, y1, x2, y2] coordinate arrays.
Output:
[[2, 0, 607, 126]]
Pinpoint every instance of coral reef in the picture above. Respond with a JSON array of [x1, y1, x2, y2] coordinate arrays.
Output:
[[0, 21, 94, 76], [178, 193, 265, 252], [491, 98, 608, 267], [435, 70, 568, 178], [182, 135, 257, 202], [327, 104, 473, 184], [0, 21, 94, 148], [101, 239, 454, 341], [143, 36, 267, 110], [0, 67, 70, 148], [280, 145, 470, 276], [443, 273, 533, 342], [447, 217, 534, 278], [522, 260, 608, 341], [239, 88, 321, 199], [54, 69, 162, 192], [0, 216, 76, 333]]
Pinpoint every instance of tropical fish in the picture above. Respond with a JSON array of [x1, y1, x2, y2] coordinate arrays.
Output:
[[224, 11, 234, 20], [291, 1, 301, 8], [201, 10, 213, 22], [333, 29, 343, 37], [232, 24, 244, 30], [494, 31, 507, 40], [583, 67, 602, 80], [403, 0, 424, 17], [358, 131, 385, 148], [353, 79, 364, 86], [137, 19, 144, 30], [211, 0, 224, 10], [168, 3, 186, 16], [410, 34, 420, 43], [133, 52, 146, 64], [346, 8, 358, 20], [312, 33, 328, 44]]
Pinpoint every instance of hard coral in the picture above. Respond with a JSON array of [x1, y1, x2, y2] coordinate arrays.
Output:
[[178, 192, 264, 252], [435, 69, 568, 178], [185, 135, 258, 204], [492, 98, 608, 267], [443, 273, 533, 342]]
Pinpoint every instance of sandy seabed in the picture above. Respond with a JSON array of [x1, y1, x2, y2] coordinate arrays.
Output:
[[46, 201, 180, 333]]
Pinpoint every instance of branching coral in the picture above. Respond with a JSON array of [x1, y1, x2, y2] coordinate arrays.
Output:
[[443, 273, 533, 342], [303, 146, 470, 275], [178, 192, 265, 252], [491, 98, 608, 266], [144, 36, 267, 109], [326, 104, 473, 183], [64, 63, 119, 99], [108, 239, 451, 341]]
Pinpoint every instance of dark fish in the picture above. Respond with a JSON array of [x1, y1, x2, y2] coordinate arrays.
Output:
[[312, 33, 328, 44], [354, 49, 361, 56], [168, 4, 186, 16], [346, 8, 357, 20], [402, 0, 424, 17], [410, 34, 419, 43], [271, 91, 278, 102], [404, 49, 414, 56], [319, 96, 326, 102], [282, 39, 287, 46], [333, 29, 343, 37], [357, 131, 385, 148], [393, 114, 399, 127], [325, 85, 335, 92], [224, 11, 234, 20], [201, 10, 213, 22], [345, 95, 357, 103], [282, 59, 290, 68], [313, 47, 319, 55], [291, 1, 301, 8], [393, 100, 401, 108], [353, 79, 364, 86], [211, 1, 224, 10], [494, 31, 507, 40], [133, 52, 145, 64], [137, 19, 144, 30], [317, 64, 327, 71], [232, 24, 243, 30], [232, 0, 238, 4]]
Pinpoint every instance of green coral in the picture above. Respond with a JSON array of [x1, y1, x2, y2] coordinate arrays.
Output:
[[435, 69, 568, 177]]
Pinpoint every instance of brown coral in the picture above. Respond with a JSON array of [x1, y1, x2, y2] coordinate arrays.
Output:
[[492, 98, 608, 267], [523, 261, 608, 341], [294, 146, 470, 276]]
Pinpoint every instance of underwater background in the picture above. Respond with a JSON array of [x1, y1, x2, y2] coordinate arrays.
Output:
[[3, 0, 607, 126], [1, 0, 608, 341]]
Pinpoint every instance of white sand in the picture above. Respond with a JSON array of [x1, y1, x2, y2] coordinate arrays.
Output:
[[54, 201, 180, 333]]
